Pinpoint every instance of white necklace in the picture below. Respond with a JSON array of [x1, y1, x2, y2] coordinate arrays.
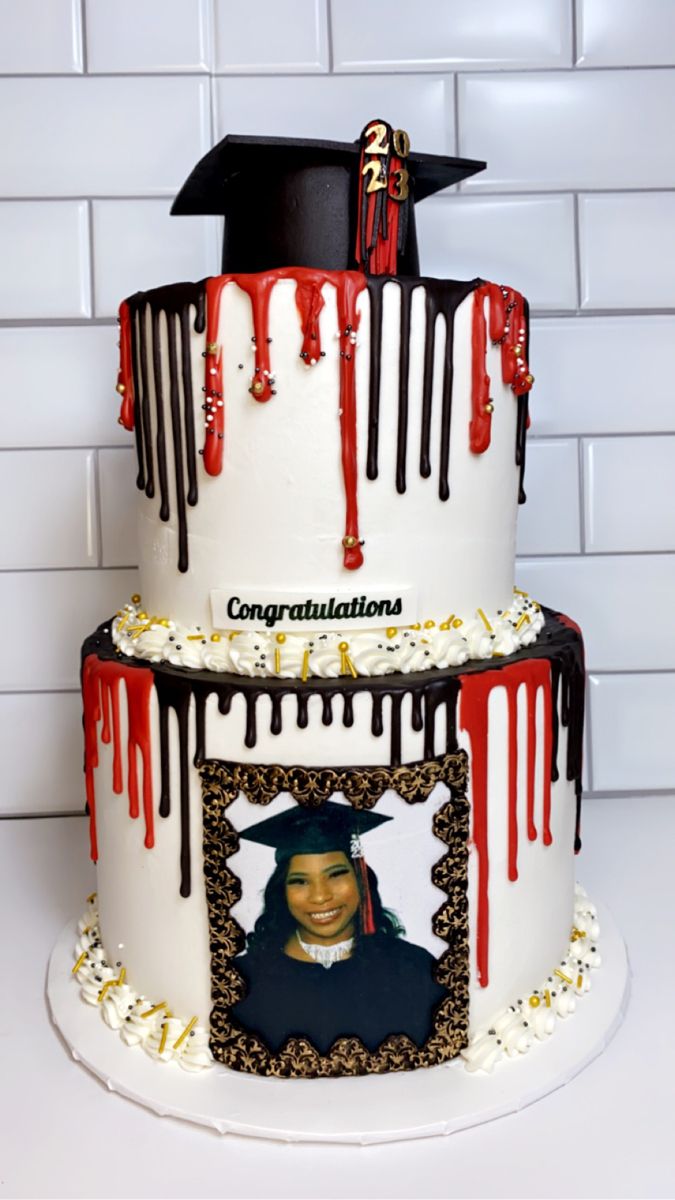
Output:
[[296, 930, 354, 969]]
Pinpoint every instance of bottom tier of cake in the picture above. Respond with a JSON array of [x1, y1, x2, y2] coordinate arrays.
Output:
[[79, 609, 585, 1078]]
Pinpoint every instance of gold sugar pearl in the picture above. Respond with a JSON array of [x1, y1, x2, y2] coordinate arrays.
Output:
[[251, 380, 265, 396], [158, 618, 170, 628], [131, 594, 141, 605], [424, 620, 435, 629], [439, 622, 450, 631], [529, 995, 541, 1008], [276, 633, 286, 644], [526, 373, 534, 384], [338, 641, 349, 652], [137, 611, 148, 621], [452, 618, 463, 629], [411, 623, 421, 631], [210, 633, 221, 643], [342, 535, 358, 549], [386, 627, 398, 639], [206, 342, 219, 355], [513, 344, 522, 355], [116, 382, 126, 394], [484, 402, 494, 414]]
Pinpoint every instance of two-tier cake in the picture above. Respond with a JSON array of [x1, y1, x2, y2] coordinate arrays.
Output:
[[72, 121, 592, 1080]]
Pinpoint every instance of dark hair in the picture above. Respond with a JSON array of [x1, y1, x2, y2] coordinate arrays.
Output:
[[246, 853, 405, 955]]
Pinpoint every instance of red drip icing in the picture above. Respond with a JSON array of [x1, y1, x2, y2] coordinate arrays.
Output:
[[336, 273, 367, 569], [470, 283, 534, 455], [117, 300, 135, 431], [295, 277, 325, 363], [204, 269, 367, 569], [82, 655, 155, 861], [460, 658, 553, 987]]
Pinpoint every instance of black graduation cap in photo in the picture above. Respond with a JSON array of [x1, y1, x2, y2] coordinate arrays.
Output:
[[171, 126, 485, 275], [239, 799, 392, 864]]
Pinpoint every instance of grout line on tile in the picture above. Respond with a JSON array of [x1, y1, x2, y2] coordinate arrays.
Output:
[[526, 432, 675, 441], [0, 445, 132, 453], [79, 0, 89, 73], [325, 0, 335, 73], [0, 318, 117, 328], [588, 668, 675, 677], [0, 565, 138, 575], [577, 436, 586, 553], [583, 788, 675, 800], [85, 199, 96, 317], [572, 192, 583, 308], [201, 0, 216, 73], [570, 0, 579, 66], [92, 450, 104, 568], [0, 688, 81, 697], [5, 65, 675, 79]]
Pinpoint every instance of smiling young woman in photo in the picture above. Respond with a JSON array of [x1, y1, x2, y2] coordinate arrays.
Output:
[[231, 802, 446, 1054]]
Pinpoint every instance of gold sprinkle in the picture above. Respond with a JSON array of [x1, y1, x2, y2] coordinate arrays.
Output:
[[342, 534, 357, 549], [513, 587, 528, 597], [87, 892, 97, 904], [173, 1015, 199, 1051], [513, 344, 522, 355], [187, 634, 203, 641], [137, 611, 148, 621], [554, 968, 573, 985], [477, 608, 493, 633], [484, 402, 494, 414], [570, 927, 587, 942], [338, 641, 349, 652], [301, 649, 310, 682], [141, 1001, 168, 1020], [492, 651, 504, 658], [515, 613, 531, 632], [452, 618, 463, 629], [526, 373, 534, 384], [439, 622, 449, 631], [228, 631, 241, 641], [577, 974, 583, 989], [131, 594, 141, 605], [274, 647, 281, 674], [411, 623, 421, 631], [338, 643, 357, 678], [529, 995, 540, 1008], [424, 620, 435, 629], [276, 633, 286, 644], [206, 341, 218, 355], [386, 627, 398, 639], [72, 951, 87, 975], [159, 618, 171, 628], [544, 989, 552, 1007], [158, 1021, 169, 1055], [251, 379, 265, 396], [209, 632, 221, 643]]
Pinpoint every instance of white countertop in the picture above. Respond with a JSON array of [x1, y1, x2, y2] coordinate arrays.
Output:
[[2, 796, 675, 1200]]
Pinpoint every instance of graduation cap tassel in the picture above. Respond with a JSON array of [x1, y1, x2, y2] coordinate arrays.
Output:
[[350, 833, 376, 936]]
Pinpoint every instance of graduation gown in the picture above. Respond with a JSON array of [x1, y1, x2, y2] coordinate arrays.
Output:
[[232, 933, 446, 1054]]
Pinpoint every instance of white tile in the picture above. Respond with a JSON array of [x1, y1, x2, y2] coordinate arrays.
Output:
[[0, 0, 82, 72], [589, 674, 675, 791], [215, 0, 328, 72], [0, 78, 211, 198], [0, 327, 128, 449], [92, 201, 220, 318], [99, 449, 139, 568], [86, 0, 211, 71], [515, 555, 675, 671], [577, 0, 675, 67], [214, 75, 453, 151], [530, 317, 675, 436], [0, 570, 138, 692], [333, 0, 571, 71], [0, 202, 90, 319], [580, 193, 675, 310], [584, 436, 675, 553], [0, 451, 97, 569], [516, 440, 580, 556], [0, 693, 86, 816], [416, 195, 577, 310], [459, 70, 675, 191]]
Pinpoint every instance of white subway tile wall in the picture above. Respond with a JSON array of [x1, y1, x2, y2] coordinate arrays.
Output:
[[2, 3, 672, 815]]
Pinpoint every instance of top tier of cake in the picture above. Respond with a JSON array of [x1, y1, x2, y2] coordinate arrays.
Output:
[[111, 124, 539, 680]]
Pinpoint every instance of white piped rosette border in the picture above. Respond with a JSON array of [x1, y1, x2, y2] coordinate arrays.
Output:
[[71, 896, 212, 1073], [462, 885, 601, 1073], [111, 589, 544, 679]]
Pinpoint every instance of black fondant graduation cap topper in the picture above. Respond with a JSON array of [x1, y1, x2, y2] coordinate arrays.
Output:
[[171, 123, 485, 276]]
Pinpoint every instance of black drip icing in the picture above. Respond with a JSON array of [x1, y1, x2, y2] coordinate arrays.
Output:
[[126, 283, 206, 574], [82, 610, 584, 897]]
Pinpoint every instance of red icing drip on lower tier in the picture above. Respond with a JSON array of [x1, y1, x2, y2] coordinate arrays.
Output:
[[460, 658, 553, 987], [82, 655, 155, 861], [116, 301, 135, 431], [336, 273, 367, 569], [470, 284, 534, 455]]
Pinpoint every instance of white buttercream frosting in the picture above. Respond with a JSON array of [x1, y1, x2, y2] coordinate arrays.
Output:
[[461, 885, 601, 1073], [111, 590, 544, 679], [71, 899, 212, 1072]]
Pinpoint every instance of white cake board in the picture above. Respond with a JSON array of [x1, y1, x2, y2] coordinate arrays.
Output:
[[47, 901, 630, 1145]]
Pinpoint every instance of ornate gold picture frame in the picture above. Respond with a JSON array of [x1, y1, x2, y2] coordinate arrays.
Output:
[[200, 750, 470, 1078]]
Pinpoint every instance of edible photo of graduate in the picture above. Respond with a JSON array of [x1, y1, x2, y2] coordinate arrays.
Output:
[[227, 793, 447, 1055]]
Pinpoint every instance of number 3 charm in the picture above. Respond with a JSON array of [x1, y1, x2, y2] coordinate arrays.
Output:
[[390, 168, 410, 202]]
